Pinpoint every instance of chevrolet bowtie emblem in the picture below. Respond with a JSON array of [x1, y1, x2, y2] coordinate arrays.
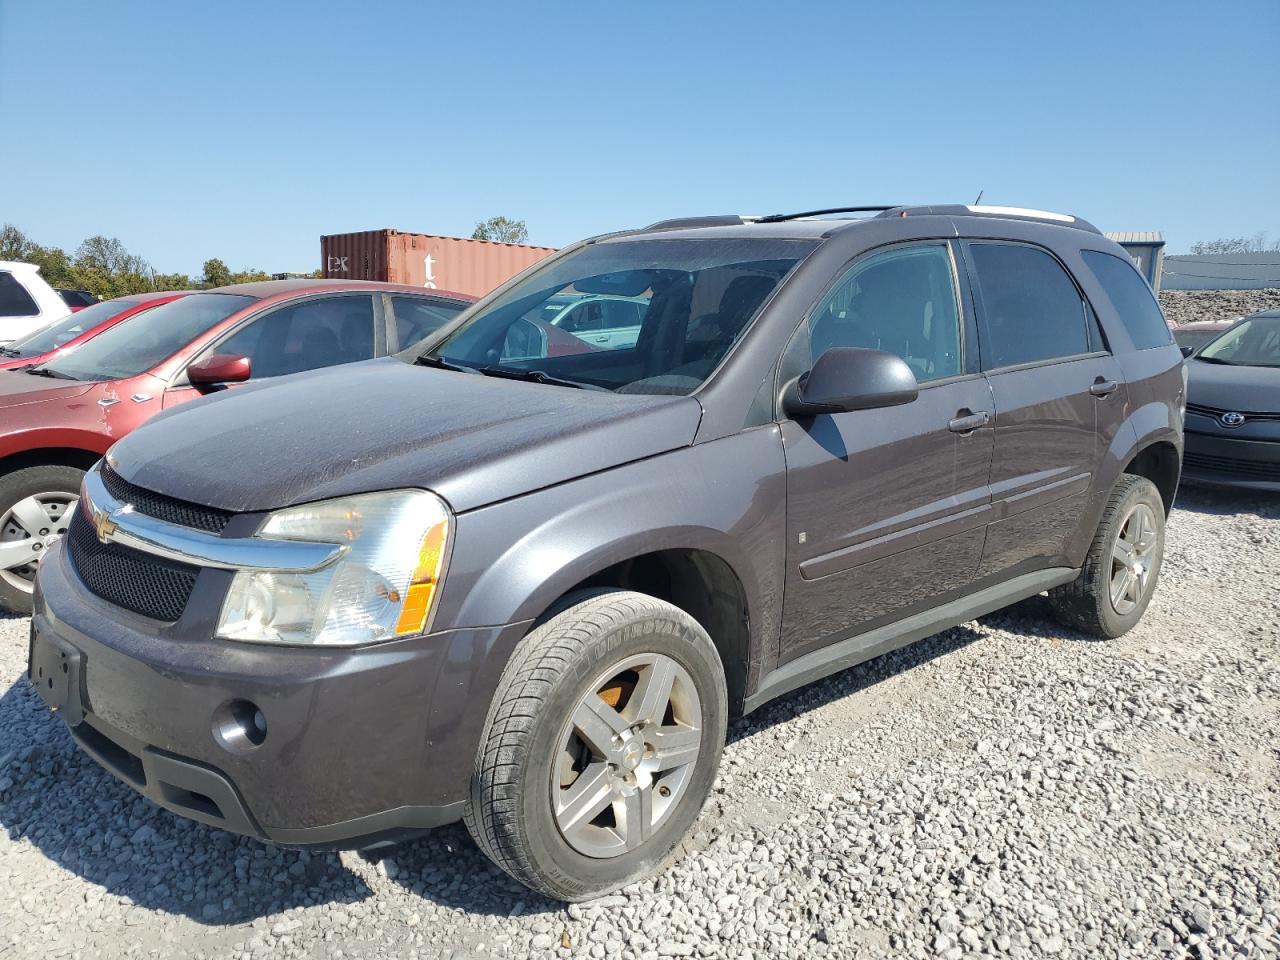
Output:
[[92, 506, 118, 544]]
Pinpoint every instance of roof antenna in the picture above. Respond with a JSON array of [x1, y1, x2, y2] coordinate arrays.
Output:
[[973, 189, 984, 205]]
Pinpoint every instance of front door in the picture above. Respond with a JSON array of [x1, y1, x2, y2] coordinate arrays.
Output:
[[780, 241, 995, 662], [163, 293, 378, 409]]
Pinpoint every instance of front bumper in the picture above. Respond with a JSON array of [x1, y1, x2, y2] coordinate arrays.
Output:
[[1182, 430, 1280, 493], [31, 540, 530, 848]]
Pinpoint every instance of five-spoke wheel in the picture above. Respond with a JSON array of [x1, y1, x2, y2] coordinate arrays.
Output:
[[1109, 501, 1158, 615], [1050, 473, 1166, 638], [553, 653, 703, 858], [466, 590, 727, 902]]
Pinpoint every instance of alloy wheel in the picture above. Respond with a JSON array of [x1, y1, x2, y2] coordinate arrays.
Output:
[[1109, 501, 1158, 615], [0, 492, 78, 593], [551, 653, 703, 859]]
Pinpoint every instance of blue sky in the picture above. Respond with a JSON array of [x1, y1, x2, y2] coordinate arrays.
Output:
[[2, 1, 1277, 276]]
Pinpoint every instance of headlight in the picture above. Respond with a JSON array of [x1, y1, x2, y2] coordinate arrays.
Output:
[[216, 490, 450, 646]]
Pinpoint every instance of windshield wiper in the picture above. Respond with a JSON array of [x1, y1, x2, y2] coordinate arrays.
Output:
[[476, 366, 609, 391], [0, 347, 23, 358], [1196, 356, 1239, 365], [415, 354, 479, 374], [23, 366, 78, 380]]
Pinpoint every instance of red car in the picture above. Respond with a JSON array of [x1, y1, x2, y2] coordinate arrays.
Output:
[[0, 279, 472, 613], [0, 291, 191, 371]]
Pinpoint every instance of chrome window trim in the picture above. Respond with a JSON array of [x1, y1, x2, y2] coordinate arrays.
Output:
[[80, 468, 345, 573]]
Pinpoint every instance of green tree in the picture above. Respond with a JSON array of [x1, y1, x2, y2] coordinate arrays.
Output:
[[74, 235, 150, 278], [0, 224, 37, 261], [152, 272, 195, 291], [472, 216, 529, 244], [0, 224, 75, 287], [228, 268, 270, 285], [202, 258, 232, 288], [68, 235, 154, 299]]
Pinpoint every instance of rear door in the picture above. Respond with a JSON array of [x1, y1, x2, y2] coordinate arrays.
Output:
[[387, 294, 468, 352], [779, 240, 995, 661], [961, 240, 1123, 577]]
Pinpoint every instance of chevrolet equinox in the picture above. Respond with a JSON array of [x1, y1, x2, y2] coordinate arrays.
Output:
[[30, 205, 1185, 901]]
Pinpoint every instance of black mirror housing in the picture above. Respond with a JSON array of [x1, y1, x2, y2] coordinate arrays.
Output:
[[1179, 344, 1194, 358], [783, 347, 919, 417]]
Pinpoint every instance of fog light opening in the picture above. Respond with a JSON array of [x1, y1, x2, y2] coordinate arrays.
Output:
[[213, 699, 268, 753]]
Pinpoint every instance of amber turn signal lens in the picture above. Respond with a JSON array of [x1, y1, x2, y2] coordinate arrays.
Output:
[[394, 519, 449, 636]]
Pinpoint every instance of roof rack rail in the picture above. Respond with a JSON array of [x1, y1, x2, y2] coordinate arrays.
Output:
[[643, 215, 746, 231], [877, 204, 1101, 234], [756, 206, 897, 224]]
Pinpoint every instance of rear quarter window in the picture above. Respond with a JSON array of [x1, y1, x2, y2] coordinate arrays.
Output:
[[1080, 249, 1172, 350], [0, 272, 39, 317]]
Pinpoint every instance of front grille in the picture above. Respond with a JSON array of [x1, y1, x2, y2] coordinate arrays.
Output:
[[1183, 451, 1280, 482], [101, 464, 233, 534], [66, 509, 198, 621], [1185, 402, 1280, 423]]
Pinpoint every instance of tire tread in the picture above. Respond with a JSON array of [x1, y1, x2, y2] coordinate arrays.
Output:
[[1049, 473, 1163, 638], [464, 590, 722, 899]]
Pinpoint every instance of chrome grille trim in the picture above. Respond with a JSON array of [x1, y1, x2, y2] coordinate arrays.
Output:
[[80, 468, 346, 574]]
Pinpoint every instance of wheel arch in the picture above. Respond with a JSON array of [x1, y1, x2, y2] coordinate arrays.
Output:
[[0, 446, 103, 477], [533, 547, 753, 713], [1122, 440, 1181, 515]]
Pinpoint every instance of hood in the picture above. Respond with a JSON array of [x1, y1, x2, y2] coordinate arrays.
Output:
[[1185, 359, 1280, 412], [109, 357, 704, 513], [0, 369, 96, 408]]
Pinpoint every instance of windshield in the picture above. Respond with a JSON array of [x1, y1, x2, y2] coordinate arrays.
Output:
[[43, 293, 256, 381], [418, 238, 814, 394], [1197, 315, 1280, 367], [1, 297, 155, 359]]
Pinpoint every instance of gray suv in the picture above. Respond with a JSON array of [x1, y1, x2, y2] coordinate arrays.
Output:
[[29, 205, 1185, 901]]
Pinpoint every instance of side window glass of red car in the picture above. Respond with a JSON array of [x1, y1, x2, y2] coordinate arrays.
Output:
[[390, 295, 466, 351], [210, 296, 376, 379]]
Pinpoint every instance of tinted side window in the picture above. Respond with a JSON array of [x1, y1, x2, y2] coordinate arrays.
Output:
[[968, 243, 1090, 368], [209, 295, 375, 379], [390, 296, 465, 350], [808, 244, 962, 383], [0, 272, 39, 317], [1080, 249, 1171, 350]]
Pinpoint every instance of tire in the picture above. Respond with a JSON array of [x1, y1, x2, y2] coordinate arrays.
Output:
[[464, 590, 728, 902], [0, 465, 84, 616], [1049, 474, 1165, 639]]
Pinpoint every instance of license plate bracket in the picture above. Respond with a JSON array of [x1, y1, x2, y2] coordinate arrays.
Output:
[[29, 628, 84, 727]]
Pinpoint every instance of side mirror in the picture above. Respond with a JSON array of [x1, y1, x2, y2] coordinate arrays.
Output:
[[188, 353, 251, 389], [1179, 344, 1194, 358], [783, 347, 919, 417]]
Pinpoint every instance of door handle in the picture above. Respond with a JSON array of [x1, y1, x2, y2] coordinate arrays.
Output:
[[948, 410, 990, 434], [1090, 378, 1119, 398]]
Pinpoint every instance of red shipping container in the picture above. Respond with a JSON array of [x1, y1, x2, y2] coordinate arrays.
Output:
[[321, 229, 556, 298]]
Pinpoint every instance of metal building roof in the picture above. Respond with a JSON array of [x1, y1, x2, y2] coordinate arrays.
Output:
[[1104, 231, 1165, 245]]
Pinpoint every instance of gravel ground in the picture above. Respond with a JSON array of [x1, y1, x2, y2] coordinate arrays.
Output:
[[1, 486, 1277, 960], [1158, 289, 1280, 327]]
